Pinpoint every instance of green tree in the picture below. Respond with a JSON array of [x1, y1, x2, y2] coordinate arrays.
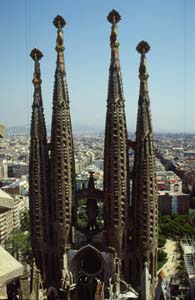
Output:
[[157, 249, 167, 270], [6, 228, 31, 262], [20, 209, 30, 232], [159, 213, 195, 240], [158, 234, 166, 248]]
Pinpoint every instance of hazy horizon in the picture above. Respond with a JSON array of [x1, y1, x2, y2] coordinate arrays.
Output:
[[5, 123, 195, 136]]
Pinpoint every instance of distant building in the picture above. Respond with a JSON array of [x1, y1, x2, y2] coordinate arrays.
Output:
[[3, 178, 28, 196], [8, 162, 28, 178], [0, 124, 5, 138], [180, 239, 195, 299], [0, 189, 14, 245], [13, 195, 28, 229], [0, 178, 15, 189], [76, 175, 89, 191], [0, 159, 8, 179], [158, 191, 189, 215], [0, 209, 14, 245], [93, 159, 103, 170], [184, 171, 195, 195], [156, 160, 189, 215], [75, 152, 95, 174], [165, 171, 182, 192], [0, 191, 28, 245], [156, 160, 182, 193]]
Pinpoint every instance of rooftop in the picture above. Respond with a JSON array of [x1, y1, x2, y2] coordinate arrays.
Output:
[[158, 190, 189, 196], [0, 125, 5, 138], [0, 246, 23, 287], [0, 189, 14, 210]]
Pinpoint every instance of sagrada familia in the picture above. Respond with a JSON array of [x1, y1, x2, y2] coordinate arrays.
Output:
[[28, 9, 158, 300]]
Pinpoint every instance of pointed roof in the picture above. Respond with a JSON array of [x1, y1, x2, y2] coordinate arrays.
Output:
[[53, 15, 66, 74], [104, 10, 129, 254], [50, 13, 74, 171], [136, 41, 153, 137], [29, 47, 49, 257], [30, 48, 43, 106], [107, 9, 121, 64], [133, 41, 157, 241], [50, 14, 73, 154], [106, 10, 124, 102], [30, 48, 47, 138], [50, 15, 75, 249], [50, 15, 71, 110], [130, 41, 158, 291]]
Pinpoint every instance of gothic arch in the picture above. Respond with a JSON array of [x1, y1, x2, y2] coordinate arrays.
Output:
[[70, 245, 105, 279]]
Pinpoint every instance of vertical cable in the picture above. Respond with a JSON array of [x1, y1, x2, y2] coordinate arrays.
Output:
[[183, 0, 187, 142]]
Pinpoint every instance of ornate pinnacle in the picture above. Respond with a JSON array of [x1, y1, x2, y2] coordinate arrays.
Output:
[[136, 41, 150, 54], [136, 41, 150, 82], [107, 9, 121, 24], [107, 10, 121, 50], [30, 48, 43, 86], [53, 15, 66, 52], [30, 48, 43, 62], [53, 15, 66, 28]]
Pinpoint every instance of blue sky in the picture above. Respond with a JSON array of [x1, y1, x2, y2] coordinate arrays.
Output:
[[0, 0, 194, 133]]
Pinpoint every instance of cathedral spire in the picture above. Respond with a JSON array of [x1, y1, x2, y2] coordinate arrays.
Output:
[[29, 48, 49, 282], [137, 41, 150, 88], [129, 41, 158, 298], [31, 48, 43, 86], [30, 48, 45, 135], [104, 10, 129, 258], [107, 9, 121, 68], [136, 41, 153, 137], [50, 15, 75, 286], [53, 15, 66, 73]]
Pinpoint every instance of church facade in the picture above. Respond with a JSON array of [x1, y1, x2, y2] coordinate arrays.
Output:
[[29, 10, 158, 300]]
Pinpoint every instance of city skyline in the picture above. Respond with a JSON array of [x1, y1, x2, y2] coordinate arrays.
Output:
[[0, 0, 194, 132]]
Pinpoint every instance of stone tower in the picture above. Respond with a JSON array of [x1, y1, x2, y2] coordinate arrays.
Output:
[[29, 48, 49, 283], [28, 13, 158, 300], [49, 15, 75, 287], [104, 10, 129, 261], [128, 41, 158, 299]]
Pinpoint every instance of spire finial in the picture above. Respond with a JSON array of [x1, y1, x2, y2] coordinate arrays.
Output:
[[53, 15, 66, 52], [136, 41, 150, 82], [30, 48, 43, 86], [136, 41, 150, 55], [30, 48, 43, 62], [107, 10, 121, 51], [107, 9, 121, 24]]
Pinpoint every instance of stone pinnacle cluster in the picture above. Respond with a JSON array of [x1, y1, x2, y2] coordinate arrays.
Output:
[[29, 10, 158, 300]]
